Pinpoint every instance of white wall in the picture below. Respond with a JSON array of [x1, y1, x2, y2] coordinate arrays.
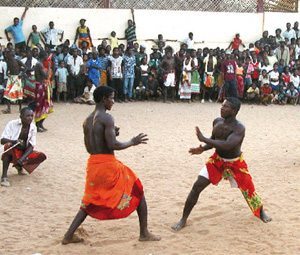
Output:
[[0, 6, 299, 53]]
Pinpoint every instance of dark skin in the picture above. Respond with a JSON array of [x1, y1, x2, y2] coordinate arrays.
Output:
[[2, 51, 26, 114], [172, 100, 272, 231], [1, 109, 34, 182], [62, 92, 160, 244]]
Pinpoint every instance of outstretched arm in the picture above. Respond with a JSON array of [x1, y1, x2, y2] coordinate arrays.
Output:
[[195, 125, 244, 151], [131, 8, 135, 24], [103, 115, 148, 150], [74, 27, 79, 44], [21, 7, 29, 21]]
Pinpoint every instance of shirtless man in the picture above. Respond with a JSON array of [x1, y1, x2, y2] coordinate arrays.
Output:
[[2, 50, 26, 114], [62, 86, 160, 244], [160, 47, 176, 102], [172, 97, 271, 231]]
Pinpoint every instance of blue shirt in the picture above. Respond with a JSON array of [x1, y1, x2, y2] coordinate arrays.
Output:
[[123, 55, 136, 78], [98, 56, 109, 71], [6, 20, 25, 44], [55, 67, 68, 83], [87, 58, 101, 86]]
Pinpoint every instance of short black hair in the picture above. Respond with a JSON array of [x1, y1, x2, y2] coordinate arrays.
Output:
[[20, 107, 33, 116], [226, 97, 241, 113], [93, 86, 115, 103]]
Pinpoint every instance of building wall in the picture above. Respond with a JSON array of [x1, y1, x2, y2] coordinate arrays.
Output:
[[0, 6, 299, 52]]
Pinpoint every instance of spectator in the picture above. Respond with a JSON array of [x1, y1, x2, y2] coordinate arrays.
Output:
[[41, 21, 64, 49], [108, 47, 123, 101], [74, 18, 93, 49], [282, 22, 296, 43], [275, 40, 290, 66], [5, 7, 28, 51], [123, 47, 136, 102]]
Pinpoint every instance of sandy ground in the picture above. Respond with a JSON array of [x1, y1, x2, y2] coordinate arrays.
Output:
[[0, 101, 299, 255]]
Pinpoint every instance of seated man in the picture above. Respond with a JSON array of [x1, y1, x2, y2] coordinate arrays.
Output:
[[74, 78, 96, 105], [1, 107, 46, 187]]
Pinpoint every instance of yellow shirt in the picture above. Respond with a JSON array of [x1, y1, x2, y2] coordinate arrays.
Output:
[[109, 36, 119, 49]]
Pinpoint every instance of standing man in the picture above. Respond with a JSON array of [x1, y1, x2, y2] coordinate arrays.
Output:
[[125, 9, 137, 48], [160, 47, 176, 102], [41, 21, 64, 50], [5, 7, 28, 52], [282, 22, 296, 44], [108, 47, 123, 102], [172, 98, 271, 232], [1, 107, 46, 187], [123, 47, 136, 102], [62, 86, 160, 244], [67, 48, 84, 99], [222, 52, 238, 98], [275, 40, 290, 66]]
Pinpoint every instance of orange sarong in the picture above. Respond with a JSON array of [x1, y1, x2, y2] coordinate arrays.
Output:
[[81, 154, 144, 220], [206, 152, 263, 218]]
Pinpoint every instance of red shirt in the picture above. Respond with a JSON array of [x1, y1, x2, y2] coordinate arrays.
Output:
[[260, 85, 272, 95], [222, 60, 237, 81], [232, 37, 242, 50], [251, 61, 260, 80]]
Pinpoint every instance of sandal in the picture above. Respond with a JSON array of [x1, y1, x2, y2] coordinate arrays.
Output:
[[1, 178, 10, 187]]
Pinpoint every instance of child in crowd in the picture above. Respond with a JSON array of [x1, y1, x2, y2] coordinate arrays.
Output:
[[272, 86, 286, 105], [236, 60, 244, 99], [281, 66, 291, 87], [246, 83, 260, 103], [140, 57, 149, 90], [55, 61, 68, 102], [260, 82, 273, 105], [285, 83, 299, 105], [269, 63, 280, 92], [74, 78, 96, 105], [146, 73, 161, 100], [27, 25, 44, 48], [290, 68, 300, 90], [258, 69, 270, 87], [135, 81, 146, 100]]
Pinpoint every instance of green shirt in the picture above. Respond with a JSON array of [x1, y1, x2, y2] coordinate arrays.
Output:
[[125, 25, 136, 43]]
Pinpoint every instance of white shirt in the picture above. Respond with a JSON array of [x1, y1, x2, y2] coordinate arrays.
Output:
[[108, 56, 123, 79], [1, 119, 37, 147], [291, 75, 300, 89], [185, 38, 194, 49], [41, 27, 64, 45], [67, 55, 83, 75], [21, 57, 38, 76], [0, 60, 7, 80], [83, 84, 96, 102], [282, 29, 296, 43], [269, 70, 279, 86]]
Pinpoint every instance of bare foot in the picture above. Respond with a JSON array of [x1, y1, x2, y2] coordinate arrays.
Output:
[[171, 219, 187, 231], [260, 209, 272, 223], [61, 234, 84, 245], [139, 232, 161, 242]]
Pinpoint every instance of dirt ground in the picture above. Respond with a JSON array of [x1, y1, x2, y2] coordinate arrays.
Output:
[[0, 102, 299, 255]]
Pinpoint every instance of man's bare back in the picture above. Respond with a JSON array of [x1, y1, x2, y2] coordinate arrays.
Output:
[[83, 111, 114, 155]]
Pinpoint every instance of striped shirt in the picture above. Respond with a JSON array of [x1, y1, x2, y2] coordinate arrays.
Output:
[[125, 25, 136, 43]]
